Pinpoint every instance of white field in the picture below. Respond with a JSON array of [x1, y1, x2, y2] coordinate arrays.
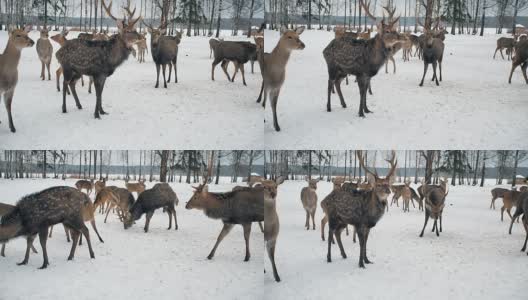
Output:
[[0, 30, 262, 149], [0, 178, 263, 300], [264, 180, 527, 300], [263, 29, 528, 149]]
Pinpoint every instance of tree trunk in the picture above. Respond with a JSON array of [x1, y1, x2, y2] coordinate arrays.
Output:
[[159, 151, 169, 183]]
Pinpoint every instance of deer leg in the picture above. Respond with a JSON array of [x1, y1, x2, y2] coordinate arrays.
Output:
[[385, 59, 389, 74], [79, 224, 95, 259], [144, 211, 154, 233], [256, 80, 264, 103], [93, 76, 104, 119], [242, 223, 252, 261], [391, 57, 396, 74], [357, 76, 368, 117], [207, 223, 234, 260], [419, 63, 429, 87], [490, 196, 496, 209], [90, 219, 104, 243], [1, 243, 5, 257], [60, 79, 68, 113], [211, 59, 221, 81], [81, 76, 84, 86], [501, 206, 505, 222], [40, 61, 45, 80], [56, 67, 62, 92], [4, 90, 16, 133], [327, 79, 335, 112], [250, 60, 254, 74], [266, 238, 281, 282], [334, 77, 347, 109], [240, 63, 247, 86], [172, 206, 178, 230], [521, 215, 528, 251], [305, 210, 309, 230], [173, 56, 178, 83], [270, 89, 281, 132], [68, 80, 83, 110], [493, 47, 499, 59], [258, 221, 264, 232], [67, 228, 80, 260], [155, 64, 161, 88], [311, 211, 316, 230], [352, 226, 357, 243], [357, 226, 366, 268], [162, 64, 167, 88], [48, 225, 53, 238], [327, 226, 334, 263], [419, 211, 430, 237], [433, 61, 439, 86], [435, 218, 440, 236], [509, 62, 520, 84], [432, 219, 437, 232], [439, 214, 443, 232], [63, 224, 71, 242], [47, 63, 51, 81], [439, 60, 443, 81], [167, 208, 172, 230], [335, 226, 347, 259], [231, 62, 239, 82], [221, 60, 231, 81], [500, 48, 505, 60], [168, 62, 172, 82], [38, 227, 49, 269], [363, 227, 373, 264], [521, 62, 528, 84], [88, 77, 93, 94], [104, 203, 114, 223], [17, 234, 36, 266], [321, 215, 327, 241], [368, 82, 373, 95]]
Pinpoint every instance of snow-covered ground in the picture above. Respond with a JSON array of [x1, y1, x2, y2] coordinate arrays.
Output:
[[0, 30, 263, 149], [0, 178, 263, 300], [263, 29, 528, 149], [264, 180, 526, 300]]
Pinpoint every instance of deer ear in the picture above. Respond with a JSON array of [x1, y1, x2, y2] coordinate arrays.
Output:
[[280, 25, 288, 34], [295, 26, 305, 35]]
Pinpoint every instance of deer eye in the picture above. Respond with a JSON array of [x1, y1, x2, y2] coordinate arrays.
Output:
[[288, 36, 292, 39]]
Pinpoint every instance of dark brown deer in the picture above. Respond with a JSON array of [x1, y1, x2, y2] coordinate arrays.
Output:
[[185, 183, 263, 261], [494, 37, 516, 60], [0, 187, 95, 269], [56, 0, 142, 118], [419, 30, 445, 87], [490, 187, 509, 209], [419, 179, 448, 237], [508, 39, 528, 84], [508, 191, 528, 255], [323, 0, 402, 116], [0, 26, 34, 133], [209, 37, 224, 58], [212, 41, 257, 86], [36, 27, 53, 81], [326, 151, 397, 268], [144, 20, 180, 88]]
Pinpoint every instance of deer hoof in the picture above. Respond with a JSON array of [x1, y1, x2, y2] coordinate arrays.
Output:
[[38, 263, 49, 269], [10, 127, 16, 133], [17, 261, 28, 266]]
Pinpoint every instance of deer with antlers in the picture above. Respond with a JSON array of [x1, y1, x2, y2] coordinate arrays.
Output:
[[323, 0, 403, 117], [326, 151, 397, 268], [56, 0, 142, 118]]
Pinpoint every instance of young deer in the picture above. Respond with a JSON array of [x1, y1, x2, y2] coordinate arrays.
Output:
[[494, 37, 516, 60], [0, 26, 34, 133], [501, 190, 522, 222], [36, 27, 53, 81], [490, 187, 509, 209], [301, 178, 319, 230], [323, 0, 402, 116], [419, 31, 444, 87], [401, 181, 412, 212], [258, 26, 305, 131], [50, 30, 73, 94], [75, 179, 94, 195], [56, 0, 142, 118], [419, 179, 448, 237], [508, 39, 528, 84], [136, 32, 148, 63], [263, 177, 284, 282]]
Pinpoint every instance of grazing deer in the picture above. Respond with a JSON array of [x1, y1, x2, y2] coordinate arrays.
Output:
[[93, 186, 119, 215], [103, 186, 135, 223], [501, 190, 522, 222], [326, 151, 397, 268], [0, 187, 95, 269], [136, 32, 148, 63], [508, 191, 528, 255], [258, 25, 305, 131], [263, 177, 284, 282], [124, 183, 179, 232], [494, 37, 516, 60], [0, 26, 34, 133], [185, 182, 263, 261], [75, 179, 94, 195], [419, 179, 448, 237], [36, 27, 53, 81], [125, 179, 146, 196], [0, 202, 38, 257], [144, 21, 180, 88], [323, 0, 402, 116], [301, 178, 319, 230], [419, 30, 445, 87], [490, 187, 509, 209], [508, 39, 528, 84], [56, 0, 142, 118]]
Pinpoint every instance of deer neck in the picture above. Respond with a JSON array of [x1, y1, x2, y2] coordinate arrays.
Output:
[[270, 41, 293, 70], [369, 36, 387, 66], [108, 37, 131, 68], [1, 40, 22, 70]]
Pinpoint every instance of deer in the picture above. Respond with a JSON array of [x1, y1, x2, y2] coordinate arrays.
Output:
[[125, 178, 146, 196], [301, 178, 319, 230], [0, 202, 38, 257], [494, 37, 516, 60], [419, 29, 445, 87], [136, 32, 148, 63], [508, 39, 528, 84], [75, 179, 94, 195], [209, 37, 224, 59], [50, 30, 77, 95], [323, 0, 402, 117], [257, 25, 305, 132], [501, 190, 522, 222], [508, 191, 528, 255], [358, 29, 371, 40], [56, 0, 142, 119], [490, 187, 509, 209], [0, 187, 95, 269], [326, 150, 397, 268], [143, 19, 180, 88], [0, 26, 34, 133], [185, 181, 263, 261], [36, 27, 53, 81], [124, 183, 179, 232], [321, 181, 354, 244], [233, 185, 264, 232], [419, 178, 448, 237], [94, 178, 106, 197], [391, 183, 420, 210], [263, 177, 284, 282], [211, 41, 257, 86], [93, 186, 119, 215], [247, 175, 264, 187], [401, 181, 413, 212], [102, 186, 135, 223]]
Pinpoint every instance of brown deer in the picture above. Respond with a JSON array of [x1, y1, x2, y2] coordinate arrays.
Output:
[[401, 181, 412, 212], [0, 26, 34, 133], [212, 41, 256, 86], [56, 0, 142, 118], [301, 178, 319, 230], [258, 25, 305, 131], [50, 30, 77, 94], [102, 186, 135, 223], [508, 191, 528, 255], [323, 0, 402, 116], [263, 177, 284, 282], [419, 179, 448, 237], [125, 179, 146, 196], [508, 39, 528, 84], [419, 30, 445, 87], [36, 27, 53, 81], [136, 32, 148, 63], [326, 150, 397, 268], [490, 187, 509, 209], [358, 29, 371, 40], [94, 178, 106, 197], [232, 185, 264, 232], [93, 186, 120, 215], [75, 179, 94, 195], [501, 190, 522, 222], [494, 37, 516, 60]]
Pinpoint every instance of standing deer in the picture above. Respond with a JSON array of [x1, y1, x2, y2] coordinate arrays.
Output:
[[490, 187, 509, 209], [326, 151, 397, 268], [144, 21, 180, 88], [301, 178, 319, 230], [321, 182, 354, 244], [136, 32, 148, 63], [125, 178, 146, 196], [263, 177, 284, 282], [419, 179, 448, 237], [494, 37, 516, 60], [401, 181, 412, 212], [501, 190, 522, 222], [508, 191, 528, 255], [94, 178, 106, 197], [419, 30, 444, 87], [56, 0, 142, 118], [0, 202, 38, 257], [323, 0, 402, 116], [508, 39, 528, 84], [36, 27, 53, 81], [258, 26, 305, 132], [75, 179, 94, 195], [0, 26, 34, 133], [212, 41, 256, 86], [50, 30, 75, 94]]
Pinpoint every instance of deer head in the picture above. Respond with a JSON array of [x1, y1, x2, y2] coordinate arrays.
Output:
[[39, 27, 51, 39], [102, 0, 142, 49], [305, 178, 320, 189], [279, 25, 306, 51], [8, 26, 34, 49], [357, 150, 397, 204], [360, 0, 402, 48]]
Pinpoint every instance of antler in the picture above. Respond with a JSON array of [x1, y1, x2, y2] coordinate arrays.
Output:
[[356, 151, 378, 179], [384, 150, 398, 180], [101, 0, 118, 21], [360, 0, 378, 21], [382, 4, 400, 30]]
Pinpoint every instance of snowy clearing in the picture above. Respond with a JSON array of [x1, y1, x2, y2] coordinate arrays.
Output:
[[263, 29, 528, 149], [0, 31, 262, 149], [264, 180, 526, 300], [0, 178, 263, 300]]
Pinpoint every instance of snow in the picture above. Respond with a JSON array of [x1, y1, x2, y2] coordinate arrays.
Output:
[[0, 31, 263, 149], [264, 180, 526, 300], [263, 29, 528, 149], [0, 178, 263, 300]]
